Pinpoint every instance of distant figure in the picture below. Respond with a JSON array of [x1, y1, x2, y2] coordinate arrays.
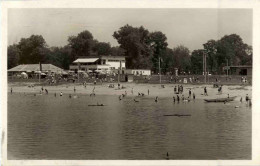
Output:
[[69, 94, 72, 98], [204, 87, 208, 96], [218, 86, 222, 94], [173, 96, 176, 102], [189, 89, 191, 97], [92, 87, 95, 93], [155, 96, 158, 102], [174, 86, 177, 93], [60, 92, 63, 96], [240, 97, 242, 102], [193, 93, 196, 100], [227, 94, 229, 98], [131, 88, 134, 94], [148, 89, 150, 95], [54, 93, 56, 97], [166, 152, 169, 160], [41, 86, 44, 91], [177, 95, 180, 103], [134, 99, 139, 102], [246, 94, 249, 104], [74, 87, 76, 93], [118, 83, 120, 89], [45, 89, 48, 94], [119, 95, 122, 100], [138, 92, 141, 96], [11, 88, 13, 94], [249, 99, 252, 107]]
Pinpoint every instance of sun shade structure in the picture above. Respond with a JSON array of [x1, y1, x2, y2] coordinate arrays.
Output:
[[73, 58, 99, 63], [8, 64, 64, 73]]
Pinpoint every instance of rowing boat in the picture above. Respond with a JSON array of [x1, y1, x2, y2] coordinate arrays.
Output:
[[204, 96, 236, 102]]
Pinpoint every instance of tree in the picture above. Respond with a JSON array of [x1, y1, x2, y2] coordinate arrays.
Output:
[[113, 24, 152, 69], [68, 30, 96, 60], [45, 46, 72, 69], [203, 40, 218, 73], [8, 44, 20, 69], [148, 31, 168, 73], [191, 49, 204, 74], [18, 35, 48, 64], [172, 45, 191, 74], [93, 42, 111, 55], [110, 46, 126, 56]]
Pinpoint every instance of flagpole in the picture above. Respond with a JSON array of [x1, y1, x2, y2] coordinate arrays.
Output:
[[159, 57, 161, 84]]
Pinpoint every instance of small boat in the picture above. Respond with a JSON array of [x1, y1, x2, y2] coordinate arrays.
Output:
[[88, 104, 105, 106], [204, 96, 236, 102], [164, 114, 191, 117]]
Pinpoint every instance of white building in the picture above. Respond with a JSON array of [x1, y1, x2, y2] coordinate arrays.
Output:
[[123, 69, 151, 76], [69, 56, 126, 73]]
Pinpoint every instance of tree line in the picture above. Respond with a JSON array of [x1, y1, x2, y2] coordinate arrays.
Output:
[[8, 24, 252, 75]]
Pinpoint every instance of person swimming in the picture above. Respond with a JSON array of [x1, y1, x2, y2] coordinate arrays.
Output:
[[173, 96, 176, 103], [60, 92, 63, 96]]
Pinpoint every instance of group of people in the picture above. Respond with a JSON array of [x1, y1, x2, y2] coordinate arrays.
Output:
[[174, 85, 184, 94]]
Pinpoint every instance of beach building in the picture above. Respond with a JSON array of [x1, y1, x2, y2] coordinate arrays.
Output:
[[223, 65, 252, 76], [8, 64, 64, 75], [122, 69, 151, 76], [69, 55, 126, 74]]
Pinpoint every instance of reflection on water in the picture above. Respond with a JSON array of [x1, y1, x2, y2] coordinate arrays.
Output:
[[8, 93, 251, 159]]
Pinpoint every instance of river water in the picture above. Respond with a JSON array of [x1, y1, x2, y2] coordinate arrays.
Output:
[[8, 93, 251, 160]]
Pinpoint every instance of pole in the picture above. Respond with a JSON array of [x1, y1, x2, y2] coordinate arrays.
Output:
[[226, 59, 228, 77], [159, 57, 161, 84], [205, 51, 207, 83]]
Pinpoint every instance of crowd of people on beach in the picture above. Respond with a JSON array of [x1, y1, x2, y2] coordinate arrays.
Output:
[[9, 81, 252, 107]]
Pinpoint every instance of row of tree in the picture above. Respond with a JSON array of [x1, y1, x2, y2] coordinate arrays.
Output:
[[8, 24, 252, 75]]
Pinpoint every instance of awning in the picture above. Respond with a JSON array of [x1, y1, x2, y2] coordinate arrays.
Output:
[[73, 58, 99, 63]]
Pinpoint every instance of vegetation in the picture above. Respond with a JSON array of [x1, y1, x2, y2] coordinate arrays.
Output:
[[8, 25, 252, 74]]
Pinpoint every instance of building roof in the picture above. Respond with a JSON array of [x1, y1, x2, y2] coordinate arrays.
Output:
[[73, 58, 99, 63], [100, 56, 125, 61], [8, 64, 63, 72]]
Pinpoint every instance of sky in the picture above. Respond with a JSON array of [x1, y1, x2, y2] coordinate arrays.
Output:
[[8, 8, 252, 52]]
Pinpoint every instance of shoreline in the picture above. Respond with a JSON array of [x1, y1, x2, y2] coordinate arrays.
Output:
[[8, 82, 252, 101]]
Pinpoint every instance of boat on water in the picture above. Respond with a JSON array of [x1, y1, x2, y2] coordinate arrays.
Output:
[[204, 96, 236, 102]]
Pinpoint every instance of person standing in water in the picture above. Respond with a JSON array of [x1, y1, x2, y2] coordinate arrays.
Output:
[[11, 87, 13, 94], [204, 87, 208, 96], [246, 94, 249, 105], [60, 92, 63, 96], [193, 93, 196, 100], [148, 89, 150, 95], [189, 89, 191, 97], [54, 93, 56, 97], [74, 86, 76, 93]]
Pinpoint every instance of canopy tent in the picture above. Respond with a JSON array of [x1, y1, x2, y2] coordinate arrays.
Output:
[[8, 64, 64, 73]]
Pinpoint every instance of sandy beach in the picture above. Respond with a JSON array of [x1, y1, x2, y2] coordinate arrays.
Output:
[[8, 82, 252, 101]]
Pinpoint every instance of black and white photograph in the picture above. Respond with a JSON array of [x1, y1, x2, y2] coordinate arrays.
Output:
[[1, 0, 260, 166]]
